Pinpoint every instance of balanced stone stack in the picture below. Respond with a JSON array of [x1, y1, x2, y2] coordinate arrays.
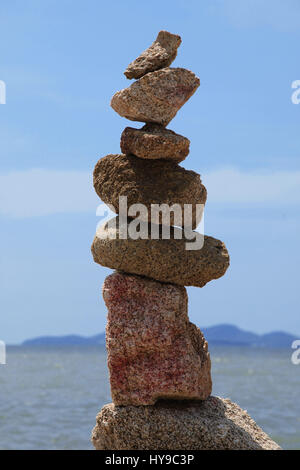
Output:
[[91, 31, 280, 450]]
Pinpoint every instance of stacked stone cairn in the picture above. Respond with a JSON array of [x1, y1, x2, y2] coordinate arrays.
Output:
[[91, 31, 281, 450]]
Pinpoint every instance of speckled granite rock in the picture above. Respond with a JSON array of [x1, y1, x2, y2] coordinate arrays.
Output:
[[93, 153, 206, 229], [111, 68, 200, 126], [91, 217, 230, 287], [92, 397, 281, 450], [103, 272, 212, 405], [120, 124, 190, 162], [124, 31, 181, 79]]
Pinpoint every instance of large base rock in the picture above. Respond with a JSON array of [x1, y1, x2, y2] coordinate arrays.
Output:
[[103, 272, 212, 405], [92, 397, 281, 450]]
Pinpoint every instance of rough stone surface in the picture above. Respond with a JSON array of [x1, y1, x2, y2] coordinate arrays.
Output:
[[92, 397, 281, 450], [103, 272, 212, 406], [93, 153, 206, 229], [124, 30, 181, 79], [111, 68, 200, 126], [120, 124, 190, 162], [91, 217, 230, 287]]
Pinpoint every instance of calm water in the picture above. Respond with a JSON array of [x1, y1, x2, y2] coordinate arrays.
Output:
[[0, 346, 299, 450]]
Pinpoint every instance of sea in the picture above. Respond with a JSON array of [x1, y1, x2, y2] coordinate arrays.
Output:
[[0, 346, 299, 450]]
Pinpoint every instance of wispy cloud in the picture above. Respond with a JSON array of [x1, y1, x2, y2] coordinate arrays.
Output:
[[204, 168, 300, 204], [0, 65, 103, 110], [0, 169, 97, 218], [0, 167, 299, 218], [222, 0, 300, 32]]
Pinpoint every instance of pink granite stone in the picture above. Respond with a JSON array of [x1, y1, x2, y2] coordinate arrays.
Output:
[[103, 271, 212, 406]]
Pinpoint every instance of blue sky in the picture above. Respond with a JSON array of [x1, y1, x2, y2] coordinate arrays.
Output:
[[0, 0, 300, 343]]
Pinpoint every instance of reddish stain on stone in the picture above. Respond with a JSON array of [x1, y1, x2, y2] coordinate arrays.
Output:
[[103, 271, 212, 406]]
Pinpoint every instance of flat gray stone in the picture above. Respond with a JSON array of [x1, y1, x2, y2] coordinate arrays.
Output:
[[91, 217, 230, 288]]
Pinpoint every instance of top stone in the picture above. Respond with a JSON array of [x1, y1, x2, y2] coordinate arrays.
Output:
[[124, 31, 181, 80]]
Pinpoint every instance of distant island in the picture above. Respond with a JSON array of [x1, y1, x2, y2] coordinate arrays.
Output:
[[20, 324, 298, 348]]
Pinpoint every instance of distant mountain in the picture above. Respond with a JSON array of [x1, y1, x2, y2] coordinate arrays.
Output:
[[201, 324, 298, 348], [21, 324, 298, 348], [22, 333, 105, 347], [202, 324, 259, 345], [256, 331, 298, 348]]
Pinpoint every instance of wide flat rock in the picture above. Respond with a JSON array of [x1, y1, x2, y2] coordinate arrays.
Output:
[[92, 396, 281, 450], [93, 153, 206, 229], [111, 68, 200, 126], [91, 217, 230, 287], [103, 272, 212, 405], [124, 30, 181, 79], [120, 124, 190, 162]]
